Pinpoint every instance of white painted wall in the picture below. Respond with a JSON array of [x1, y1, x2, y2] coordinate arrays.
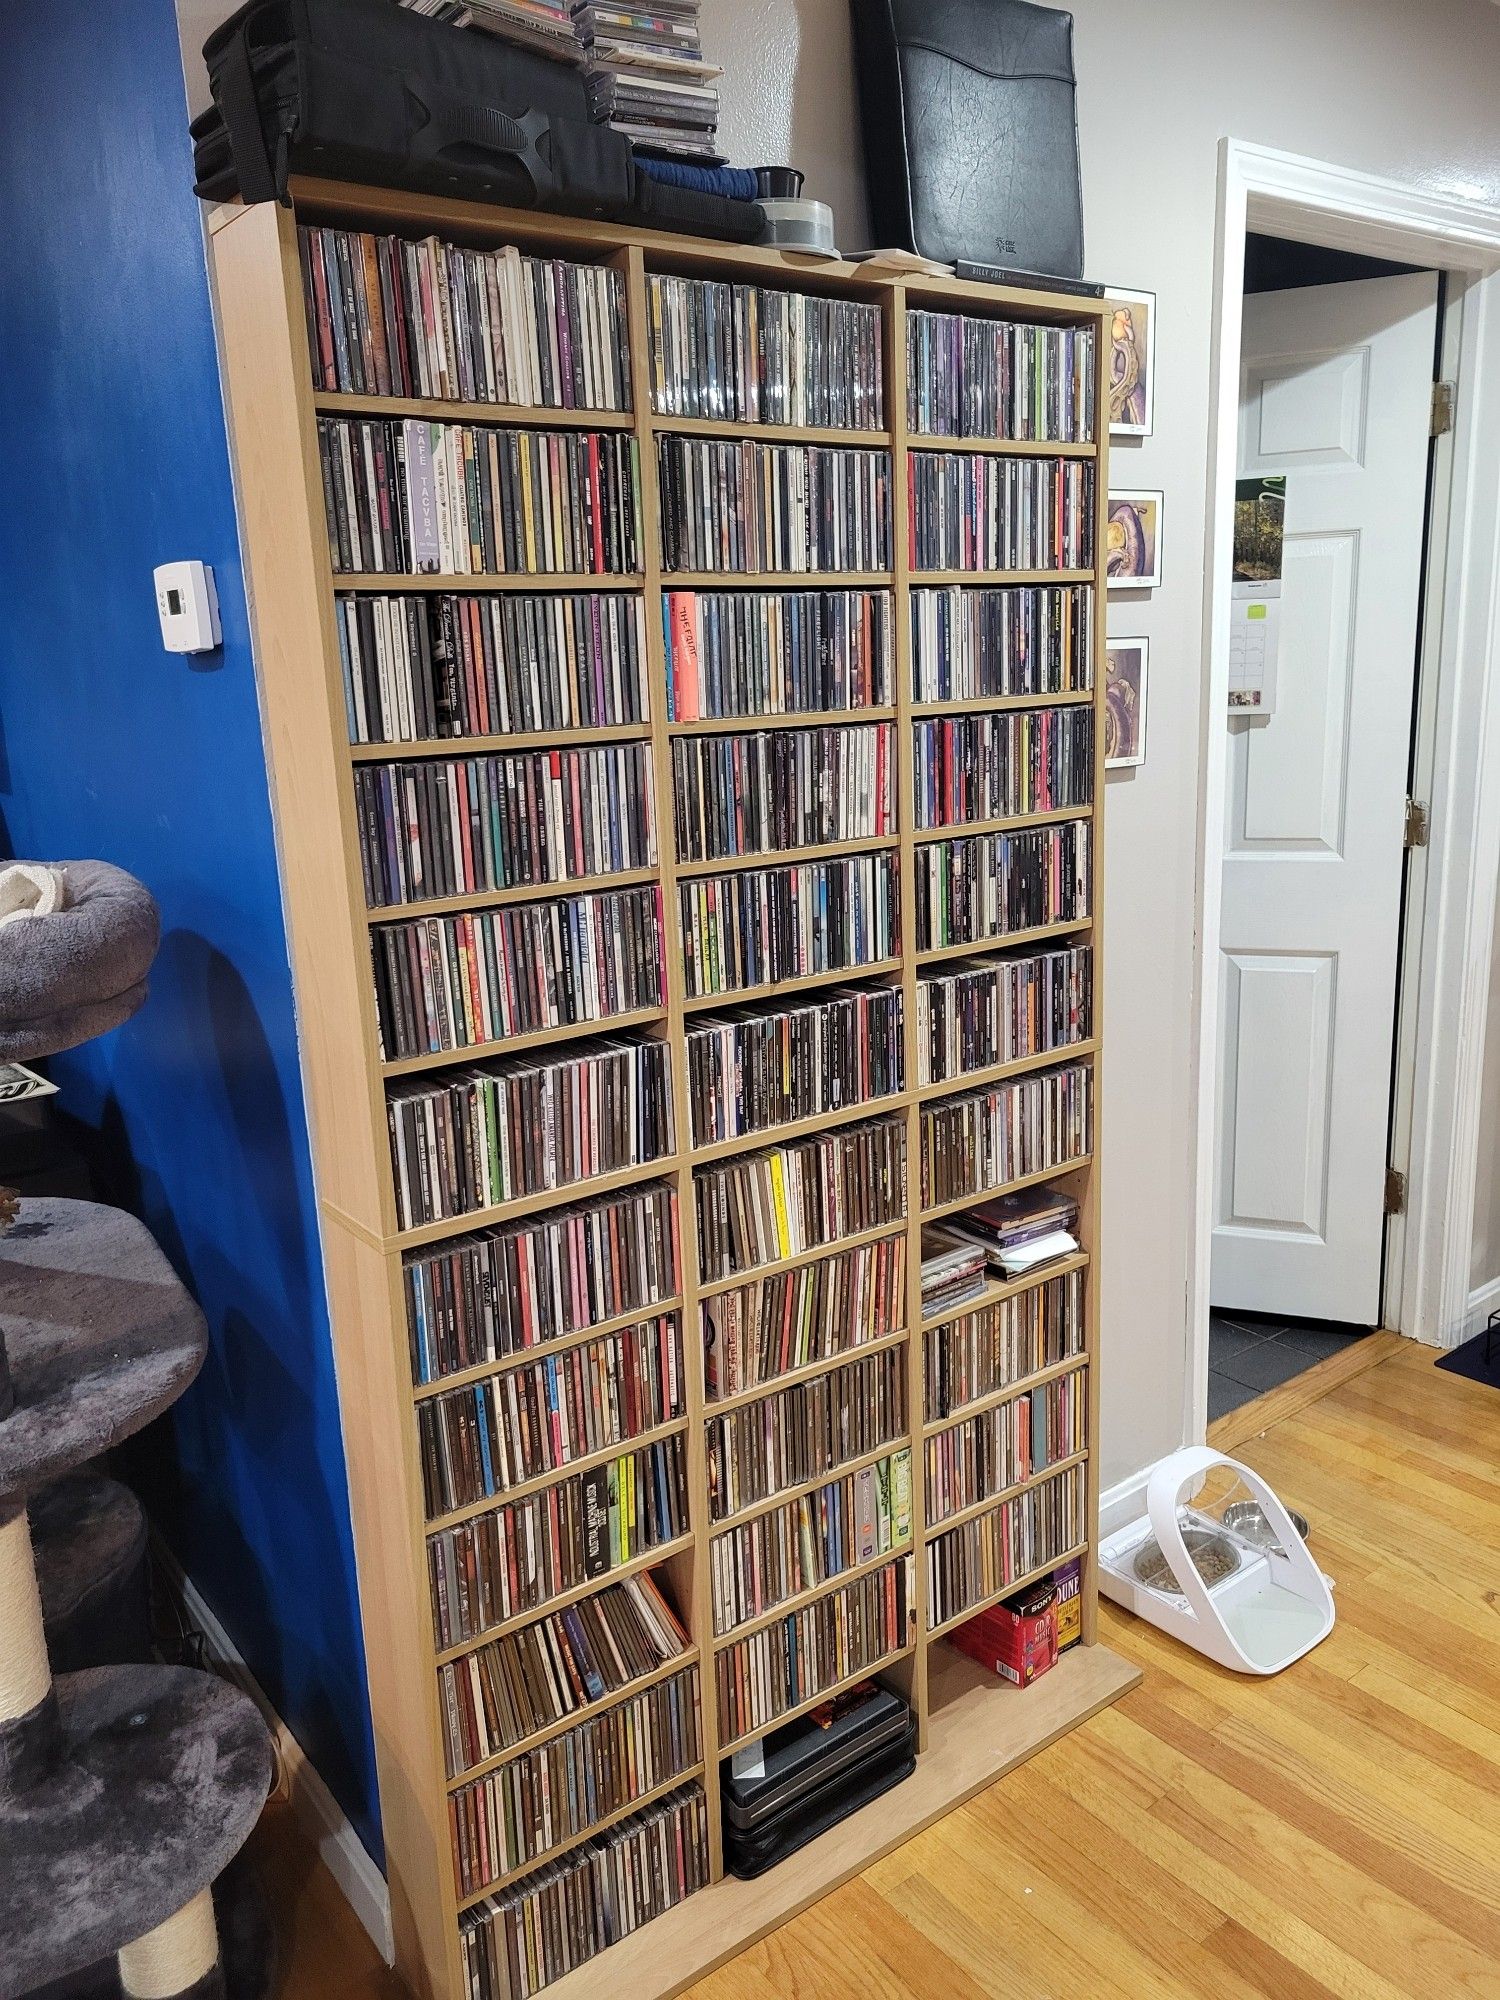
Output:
[[706, 0, 1500, 1490], [175, 0, 1500, 1481], [1472, 926, 1500, 1292]]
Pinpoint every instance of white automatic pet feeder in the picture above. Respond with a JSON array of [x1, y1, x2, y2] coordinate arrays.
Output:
[[1098, 1446, 1334, 1673]]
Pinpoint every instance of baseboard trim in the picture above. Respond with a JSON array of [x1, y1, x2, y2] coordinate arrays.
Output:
[[1464, 1274, 1500, 1341], [1098, 1462, 1157, 1538], [1207, 1329, 1406, 1452], [152, 1541, 394, 1966]]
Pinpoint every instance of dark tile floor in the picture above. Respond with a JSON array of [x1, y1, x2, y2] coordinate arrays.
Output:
[[1208, 1310, 1372, 1422]]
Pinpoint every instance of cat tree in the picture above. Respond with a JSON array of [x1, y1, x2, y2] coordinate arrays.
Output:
[[0, 861, 272, 2000]]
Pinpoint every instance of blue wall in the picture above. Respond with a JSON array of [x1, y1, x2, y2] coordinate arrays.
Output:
[[0, 0, 381, 1860]]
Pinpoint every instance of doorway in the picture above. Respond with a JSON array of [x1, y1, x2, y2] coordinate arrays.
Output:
[[1208, 235, 1439, 1421], [1187, 142, 1500, 1448]]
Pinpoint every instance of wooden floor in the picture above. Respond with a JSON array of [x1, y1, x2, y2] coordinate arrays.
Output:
[[266, 1334, 1500, 1999]]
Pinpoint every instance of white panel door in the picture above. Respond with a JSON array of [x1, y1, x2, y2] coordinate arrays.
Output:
[[1213, 272, 1438, 1324]]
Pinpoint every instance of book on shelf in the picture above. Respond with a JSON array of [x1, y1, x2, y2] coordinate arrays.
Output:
[[695, 1114, 907, 1282], [915, 820, 1091, 954], [679, 852, 899, 999], [715, 1557, 911, 1743], [648, 274, 884, 429], [318, 416, 642, 576], [663, 587, 894, 722], [354, 741, 657, 910], [373, 882, 668, 1061], [912, 706, 1094, 828], [702, 1231, 906, 1402], [337, 590, 650, 745], [919, 1060, 1093, 1211], [910, 583, 1093, 703], [671, 722, 895, 862], [427, 1433, 691, 1650], [657, 436, 892, 574], [907, 454, 1093, 574], [937, 1186, 1081, 1268], [417, 1313, 684, 1515], [458, 1784, 710, 2000], [387, 1034, 674, 1230], [916, 942, 1093, 1087], [709, 1446, 913, 1636], [449, 1663, 702, 1896], [926, 1461, 1086, 1630], [924, 1267, 1086, 1424], [576, 1, 721, 156], [923, 1371, 1086, 1524], [438, 1569, 691, 1777], [405, 1180, 680, 1386], [907, 309, 1096, 443], [300, 224, 625, 406], [686, 985, 904, 1148], [705, 1344, 907, 1522], [919, 1235, 989, 1321]]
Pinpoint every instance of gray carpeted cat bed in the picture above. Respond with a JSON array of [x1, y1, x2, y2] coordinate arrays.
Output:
[[31, 1472, 150, 1674], [1, 862, 275, 2000], [0, 863, 159, 1064]]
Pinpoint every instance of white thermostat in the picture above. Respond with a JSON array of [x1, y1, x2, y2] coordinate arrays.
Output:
[[153, 561, 222, 654]]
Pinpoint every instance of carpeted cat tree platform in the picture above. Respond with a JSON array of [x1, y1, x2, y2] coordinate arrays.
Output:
[[0, 863, 274, 2000]]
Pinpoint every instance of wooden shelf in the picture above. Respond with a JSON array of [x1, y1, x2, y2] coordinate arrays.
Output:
[[906, 435, 1095, 458], [921, 1354, 1089, 1441], [911, 568, 1094, 586], [909, 688, 1093, 716], [663, 570, 894, 589], [716, 1641, 916, 1757], [915, 918, 1093, 967], [711, 1538, 912, 1650], [921, 1155, 1094, 1226], [705, 1326, 910, 1418], [367, 865, 661, 925], [674, 833, 898, 880], [424, 1417, 692, 1535], [710, 1434, 911, 1535], [924, 1449, 1090, 1541], [682, 958, 904, 1014], [919, 1251, 1091, 1337], [334, 570, 645, 593], [695, 1219, 909, 1302], [916, 1038, 1097, 1102], [392, 1152, 682, 1252], [689, 1090, 906, 1166], [348, 722, 653, 760], [456, 1762, 708, 1911], [665, 706, 898, 735], [926, 1542, 1092, 1642], [433, 1534, 696, 1667], [444, 1649, 699, 1792], [652, 414, 892, 449], [314, 390, 636, 429], [382, 1004, 668, 1080], [212, 185, 1120, 2000], [911, 804, 1092, 845], [411, 1293, 686, 1404]]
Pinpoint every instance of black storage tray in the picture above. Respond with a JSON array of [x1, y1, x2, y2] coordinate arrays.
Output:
[[723, 1685, 911, 1831], [723, 1715, 918, 1879]]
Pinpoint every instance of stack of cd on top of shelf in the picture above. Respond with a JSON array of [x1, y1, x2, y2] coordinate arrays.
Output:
[[574, 1, 722, 156], [400, 0, 584, 64]]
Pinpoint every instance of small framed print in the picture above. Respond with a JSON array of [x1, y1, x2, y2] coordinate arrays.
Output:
[[1104, 288, 1155, 436], [1106, 489, 1163, 590], [1105, 639, 1148, 768]]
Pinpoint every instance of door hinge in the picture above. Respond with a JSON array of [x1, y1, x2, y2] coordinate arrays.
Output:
[[1404, 797, 1429, 849], [1431, 380, 1456, 436], [1384, 1168, 1407, 1217]]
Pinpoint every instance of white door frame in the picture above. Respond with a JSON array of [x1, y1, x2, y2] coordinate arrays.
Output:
[[1189, 140, 1500, 1433]]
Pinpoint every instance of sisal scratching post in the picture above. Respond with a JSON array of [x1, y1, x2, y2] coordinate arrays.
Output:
[[0, 1503, 50, 1724], [118, 1889, 224, 2000]]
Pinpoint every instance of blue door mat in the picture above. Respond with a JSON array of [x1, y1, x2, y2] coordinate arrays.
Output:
[[1435, 1320, 1500, 1391]]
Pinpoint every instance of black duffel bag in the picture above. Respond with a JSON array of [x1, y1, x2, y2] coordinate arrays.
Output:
[[192, 0, 763, 242]]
